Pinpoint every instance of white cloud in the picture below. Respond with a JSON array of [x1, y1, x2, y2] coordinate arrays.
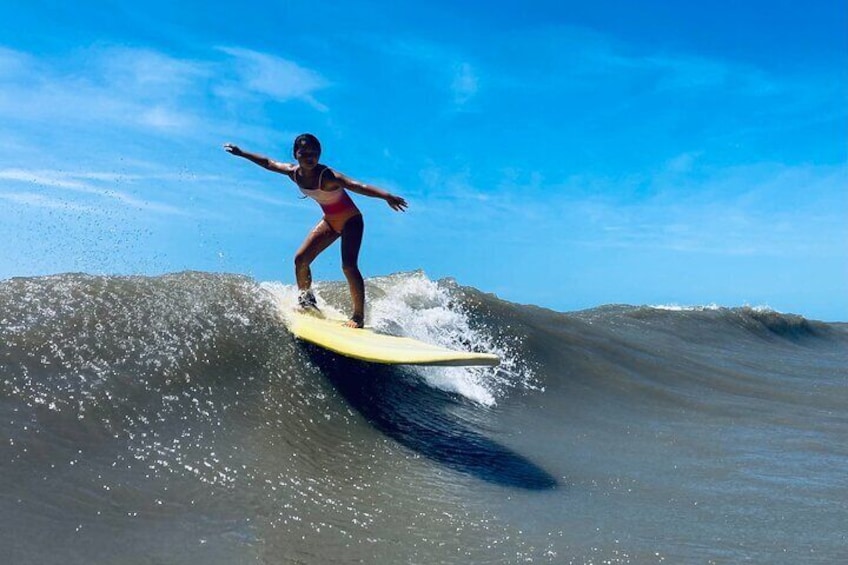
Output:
[[559, 161, 848, 256], [0, 191, 95, 212], [452, 62, 479, 107], [139, 105, 193, 129], [420, 157, 846, 258], [0, 169, 90, 189], [483, 23, 835, 131], [369, 38, 480, 109], [217, 46, 330, 111], [0, 47, 34, 75], [94, 47, 209, 89], [0, 44, 332, 136], [0, 168, 187, 216], [0, 47, 205, 133], [228, 187, 306, 209]]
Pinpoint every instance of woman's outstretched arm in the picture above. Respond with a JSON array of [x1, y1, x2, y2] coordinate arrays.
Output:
[[224, 143, 294, 175]]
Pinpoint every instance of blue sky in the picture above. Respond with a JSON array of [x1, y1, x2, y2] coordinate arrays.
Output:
[[1, 1, 845, 320]]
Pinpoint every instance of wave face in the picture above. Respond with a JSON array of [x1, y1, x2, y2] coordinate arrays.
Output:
[[1, 271, 846, 564]]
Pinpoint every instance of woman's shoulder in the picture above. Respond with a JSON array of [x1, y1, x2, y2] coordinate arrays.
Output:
[[272, 161, 297, 175], [318, 165, 342, 190]]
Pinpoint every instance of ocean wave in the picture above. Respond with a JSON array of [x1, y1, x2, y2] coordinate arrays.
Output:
[[2, 271, 846, 563]]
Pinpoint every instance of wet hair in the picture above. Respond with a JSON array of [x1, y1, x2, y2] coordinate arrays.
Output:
[[292, 133, 321, 158]]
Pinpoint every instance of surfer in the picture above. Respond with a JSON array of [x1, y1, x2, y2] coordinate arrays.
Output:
[[224, 134, 408, 328]]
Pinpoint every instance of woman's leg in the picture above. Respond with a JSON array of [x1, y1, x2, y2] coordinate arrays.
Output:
[[294, 219, 339, 296], [340, 214, 365, 327]]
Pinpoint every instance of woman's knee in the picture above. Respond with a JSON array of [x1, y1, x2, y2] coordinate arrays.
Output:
[[294, 251, 312, 270], [341, 262, 361, 279]]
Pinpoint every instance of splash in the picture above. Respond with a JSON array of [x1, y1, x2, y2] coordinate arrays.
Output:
[[262, 272, 536, 406]]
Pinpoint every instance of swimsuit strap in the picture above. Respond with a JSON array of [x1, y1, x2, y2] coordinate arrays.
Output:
[[293, 165, 330, 190], [317, 167, 327, 190]]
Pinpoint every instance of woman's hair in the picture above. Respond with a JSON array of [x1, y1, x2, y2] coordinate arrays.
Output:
[[292, 133, 321, 158]]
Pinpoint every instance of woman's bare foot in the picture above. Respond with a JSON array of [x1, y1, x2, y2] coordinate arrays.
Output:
[[344, 314, 364, 329]]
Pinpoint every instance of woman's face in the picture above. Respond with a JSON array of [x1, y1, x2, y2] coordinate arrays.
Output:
[[295, 144, 320, 169]]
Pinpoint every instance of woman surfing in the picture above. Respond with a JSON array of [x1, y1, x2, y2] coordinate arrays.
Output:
[[224, 133, 408, 328]]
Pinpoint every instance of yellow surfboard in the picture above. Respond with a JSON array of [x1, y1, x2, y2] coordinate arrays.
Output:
[[285, 310, 500, 367]]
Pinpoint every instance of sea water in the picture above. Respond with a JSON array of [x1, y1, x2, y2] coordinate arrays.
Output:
[[1, 271, 845, 563]]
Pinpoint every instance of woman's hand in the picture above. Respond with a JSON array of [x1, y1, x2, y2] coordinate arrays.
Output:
[[223, 143, 243, 156], [386, 194, 408, 212]]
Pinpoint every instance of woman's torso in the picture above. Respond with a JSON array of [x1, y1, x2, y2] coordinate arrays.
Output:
[[292, 165, 361, 232]]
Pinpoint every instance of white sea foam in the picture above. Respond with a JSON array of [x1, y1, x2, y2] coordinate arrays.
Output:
[[648, 303, 722, 312], [260, 280, 345, 322], [649, 303, 779, 314], [262, 273, 534, 406], [368, 272, 535, 406]]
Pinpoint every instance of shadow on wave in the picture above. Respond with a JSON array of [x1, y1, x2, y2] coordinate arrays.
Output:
[[301, 344, 557, 491]]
